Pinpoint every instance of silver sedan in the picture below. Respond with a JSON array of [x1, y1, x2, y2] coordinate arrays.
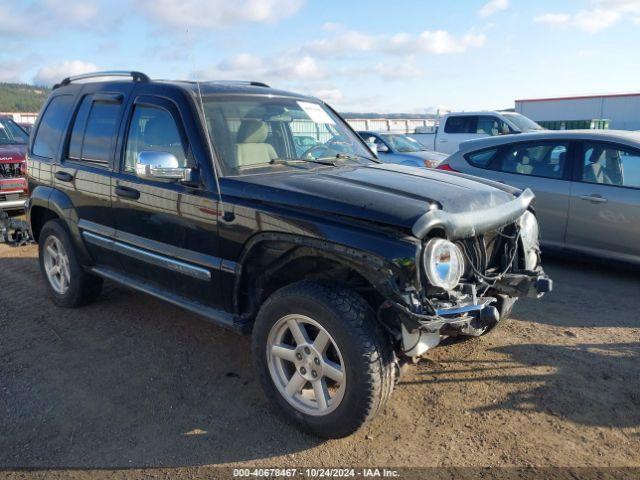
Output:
[[440, 130, 640, 265]]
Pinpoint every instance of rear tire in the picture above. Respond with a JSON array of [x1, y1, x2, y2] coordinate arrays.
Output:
[[252, 281, 394, 438], [38, 219, 103, 307]]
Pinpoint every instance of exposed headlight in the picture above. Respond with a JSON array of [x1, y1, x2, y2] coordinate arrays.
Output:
[[423, 238, 465, 290], [519, 210, 540, 270]]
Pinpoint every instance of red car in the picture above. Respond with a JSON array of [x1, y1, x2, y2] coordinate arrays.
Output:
[[0, 116, 29, 214]]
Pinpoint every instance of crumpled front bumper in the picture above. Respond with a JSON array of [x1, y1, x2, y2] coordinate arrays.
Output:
[[397, 268, 552, 356]]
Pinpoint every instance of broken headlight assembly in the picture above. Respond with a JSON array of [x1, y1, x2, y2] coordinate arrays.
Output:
[[423, 238, 465, 291], [519, 210, 540, 270]]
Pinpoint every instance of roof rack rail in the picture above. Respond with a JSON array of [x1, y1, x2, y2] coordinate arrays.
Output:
[[208, 80, 270, 88], [53, 70, 150, 89]]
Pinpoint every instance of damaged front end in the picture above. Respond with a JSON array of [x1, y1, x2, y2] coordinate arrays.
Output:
[[387, 188, 552, 357]]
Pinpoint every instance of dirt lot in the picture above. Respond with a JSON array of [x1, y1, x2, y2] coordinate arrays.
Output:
[[1, 242, 639, 477]]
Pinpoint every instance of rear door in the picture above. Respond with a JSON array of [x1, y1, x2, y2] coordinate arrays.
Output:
[[566, 141, 640, 263], [460, 140, 574, 247], [54, 83, 133, 268], [111, 93, 224, 308]]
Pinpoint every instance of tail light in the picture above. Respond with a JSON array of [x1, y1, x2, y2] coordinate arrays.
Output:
[[437, 163, 459, 173], [423, 159, 439, 168]]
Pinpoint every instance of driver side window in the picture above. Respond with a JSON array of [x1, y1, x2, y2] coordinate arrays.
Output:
[[124, 105, 187, 173]]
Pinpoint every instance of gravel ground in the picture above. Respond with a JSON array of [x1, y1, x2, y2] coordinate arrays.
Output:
[[0, 243, 638, 478]]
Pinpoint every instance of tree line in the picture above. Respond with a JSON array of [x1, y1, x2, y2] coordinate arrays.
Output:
[[0, 83, 50, 112]]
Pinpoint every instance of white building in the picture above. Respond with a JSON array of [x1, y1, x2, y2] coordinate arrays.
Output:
[[515, 93, 640, 131]]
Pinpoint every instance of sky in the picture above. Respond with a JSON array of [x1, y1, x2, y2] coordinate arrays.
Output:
[[3, 0, 640, 113]]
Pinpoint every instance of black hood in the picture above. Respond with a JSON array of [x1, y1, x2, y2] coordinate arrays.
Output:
[[221, 163, 516, 232]]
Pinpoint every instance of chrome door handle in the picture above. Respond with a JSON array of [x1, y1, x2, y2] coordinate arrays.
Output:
[[54, 171, 73, 182], [115, 185, 140, 200], [579, 194, 608, 204], [440, 139, 448, 143]]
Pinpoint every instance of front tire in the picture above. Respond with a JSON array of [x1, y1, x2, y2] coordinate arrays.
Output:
[[38, 219, 103, 307], [252, 281, 394, 438]]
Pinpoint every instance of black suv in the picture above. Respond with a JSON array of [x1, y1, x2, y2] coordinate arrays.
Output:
[[26, 71, 551, 438]]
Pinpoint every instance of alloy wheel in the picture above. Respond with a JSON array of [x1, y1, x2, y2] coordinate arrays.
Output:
[[43, 235, 71, 295], [266, 314, 346, 416]]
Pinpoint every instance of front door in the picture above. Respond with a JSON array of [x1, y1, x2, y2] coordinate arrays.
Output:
[[111, 95, 224, 307], [566, 141, 640, 262]]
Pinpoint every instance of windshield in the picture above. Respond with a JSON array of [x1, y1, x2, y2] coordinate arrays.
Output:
[[200, 95, 374, 176], [383, 134, 426, 152], [502, 113, 543, 131], [0, 118, 29, 145]]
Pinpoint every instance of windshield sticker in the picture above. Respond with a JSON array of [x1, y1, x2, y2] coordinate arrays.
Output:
[[297, 101, 335, 125]]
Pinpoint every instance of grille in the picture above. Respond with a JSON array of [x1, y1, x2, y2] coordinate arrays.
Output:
[[457, 224, 518, 279], [0, 162, 22, 179], [0, 192, 27, 202]]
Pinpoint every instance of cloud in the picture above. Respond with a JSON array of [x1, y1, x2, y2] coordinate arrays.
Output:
[[387, 29, 486, 54], [195, 52, 325, 83], [196, 22, 483, 92], [136, 0, 304, 28], [303, 25, 486, 58], [0, 0, 113, 37], [42, 0, 99, 26], [534, 0, 640, 32], [373, 60, 425, 80], [34, 60, 100, 86], [534, 13, 572, 26], [311, 88, 343, 104], [479, 0, 509, 18], [306, 30, 377, 57]]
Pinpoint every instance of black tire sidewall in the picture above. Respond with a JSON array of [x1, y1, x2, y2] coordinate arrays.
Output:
[[252, 283, 386, 438], [38, 220, 87, 307]]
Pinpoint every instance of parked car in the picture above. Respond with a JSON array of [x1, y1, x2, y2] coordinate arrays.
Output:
[[412, 111, 544, 155], [26, 71, 551, 438], [293, 135, 318, 155], [357, 131, 448, 168], [0, 116, 30, 214], [18, 123, 33, 134], [439, 130, 640, 265]]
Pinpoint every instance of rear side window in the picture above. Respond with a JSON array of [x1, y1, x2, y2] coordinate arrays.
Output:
[[466, 148, 498, 167], [476, 116, 509, 136], [498, 142, 567, 179], [66, 96, 122, 165], [32, 95, 75, 159], [444, 116, 476, 134], [68, 96, 93, 159], [82, 101, 121, 163]]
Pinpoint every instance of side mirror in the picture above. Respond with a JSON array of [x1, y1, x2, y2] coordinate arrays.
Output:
[[376, 143, 389, 153], [136, 151, 192, 182]]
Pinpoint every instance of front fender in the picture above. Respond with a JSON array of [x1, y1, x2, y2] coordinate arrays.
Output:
[[233, 232, 421, 316]]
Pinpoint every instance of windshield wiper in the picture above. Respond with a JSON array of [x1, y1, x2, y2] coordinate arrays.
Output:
[[334, 153, 381, 164], [312, 153, 380, 164], [271, 158, 337, 166]]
